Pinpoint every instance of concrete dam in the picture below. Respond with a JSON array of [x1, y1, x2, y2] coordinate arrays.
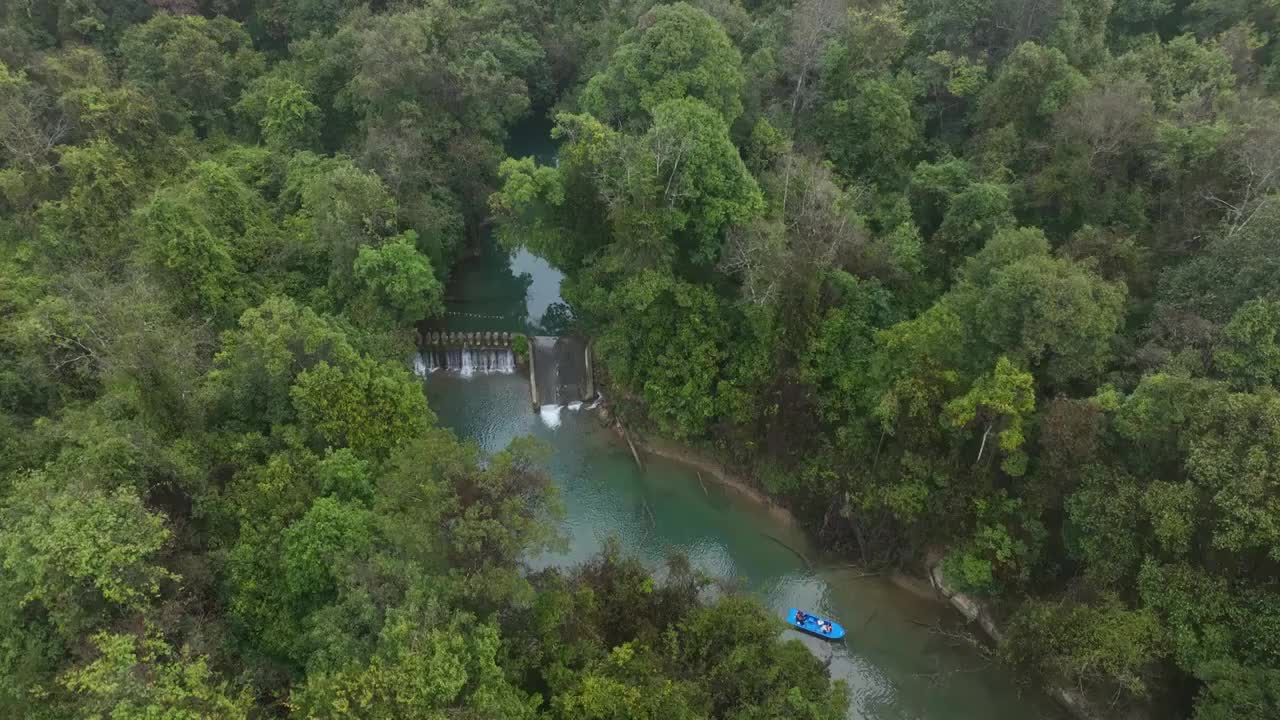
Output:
[[412, 329, 595, 416], [414, 331, 518, 375]]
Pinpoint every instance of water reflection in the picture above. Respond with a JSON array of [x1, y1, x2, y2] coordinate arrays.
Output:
[[436, 112, 565, 334]]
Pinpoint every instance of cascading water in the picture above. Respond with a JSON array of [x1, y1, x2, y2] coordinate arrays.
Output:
[[530, 335, 594, 428], [539, 404, 563, 428], [537, 393, 599, 429], [416, 347, 516, 376]]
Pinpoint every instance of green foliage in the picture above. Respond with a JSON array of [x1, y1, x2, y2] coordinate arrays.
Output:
[[496, 99, 763, 278], [976, 42, 1087, 134], [267, 0, 366, 43], [291, 357, 432, 458], [582, 3, 744, 126], [944, 357, 1035, 476], [119, 14, 264, 134], [953, 227, 1127, 386], [1136, 561, 1260, 673], [643, 98, 765, 268], [672, 596, 848, 719], [870, 302, 966, 427], [1214, 299, 1280, 389], [7, 1, 1280, 717], [588, 270, 730, 439], [900, 0, 1000, 58], [1109, 375, 1280, 561], [37, 139, 143, 256], [62, 630, 254, 720], [133, 159, 276, 321], [503, 552, 848, 720], [1050, 0, 1114, 70], [1065, 468, 1144, 586], [1158, 198, 1280, 324], [338, 0, 537, 230], [1005, 596, 1167, 699], [317, 448, 373, 504], [284, 497, 375, 605], [41, 46, 164, 152], [819, 77, 919, 183], [1192, 661, 1280, 720], [933, 181, 1013, 253], [0, 472, 173, 637], [283, 152, 402, 305], [491, 153, 581, 270], [907, 158, 977, 234], [235, 75, 321, 150], [801, 272, 896, 430], [207, 296, 358, 433], [291, 619, 538, 719], [353, 232, 445, 322], [942, 493, 1038, 593], [1117, 33, 1236, 112]]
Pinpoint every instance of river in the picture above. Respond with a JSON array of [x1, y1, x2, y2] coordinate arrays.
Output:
[[421, 119, 1061, 720]]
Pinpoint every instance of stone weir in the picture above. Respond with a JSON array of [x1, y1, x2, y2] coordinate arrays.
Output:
[[412, 330, 595, 415], [417, 330, 516, 348], [414, 331, 518, 375]]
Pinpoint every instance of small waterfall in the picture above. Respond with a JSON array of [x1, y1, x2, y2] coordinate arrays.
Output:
[[418, 346, 516, 376], [540, 395, 597, 428], [471, 349, 515, 373], [539, 404, 563, 428]]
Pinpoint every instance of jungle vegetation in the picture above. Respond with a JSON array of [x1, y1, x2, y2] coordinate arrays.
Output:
[[2, 0, 1279, 718], [0, 1, 852, 718], [490, 0, 1280, 717]]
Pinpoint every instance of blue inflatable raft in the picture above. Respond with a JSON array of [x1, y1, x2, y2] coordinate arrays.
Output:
[[786, 608, 846, 641]]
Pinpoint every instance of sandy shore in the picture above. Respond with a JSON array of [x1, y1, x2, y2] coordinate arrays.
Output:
[[609, 423, 800, 526], [607, 417, 948, 603]]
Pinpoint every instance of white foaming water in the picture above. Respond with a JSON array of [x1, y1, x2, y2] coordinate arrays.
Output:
[[421, 348, 516, 376], [539, 404, 563, 428], [567, 401, 584, 411], [486, 349, 515, 374]]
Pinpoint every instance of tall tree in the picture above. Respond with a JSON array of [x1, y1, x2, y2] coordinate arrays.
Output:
[[581, 2, 745, 126]]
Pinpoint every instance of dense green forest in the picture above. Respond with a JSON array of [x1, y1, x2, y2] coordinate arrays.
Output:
[[489, 0, 1280, 717], [0, 1, 855, 718], [2, 0, 1279, 718]]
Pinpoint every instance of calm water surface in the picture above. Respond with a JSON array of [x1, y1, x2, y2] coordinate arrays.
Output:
[[422, 117, 1061, 720], [427, 373, 1059, 720]]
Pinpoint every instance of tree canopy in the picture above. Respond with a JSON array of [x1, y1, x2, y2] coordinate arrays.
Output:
[[489, 1, 1280, 717], [0, 3, 851, 719], [6, 0, 1280, 718]]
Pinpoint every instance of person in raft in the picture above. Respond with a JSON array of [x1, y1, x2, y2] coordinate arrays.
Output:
[[794, 610, 808, 624]]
